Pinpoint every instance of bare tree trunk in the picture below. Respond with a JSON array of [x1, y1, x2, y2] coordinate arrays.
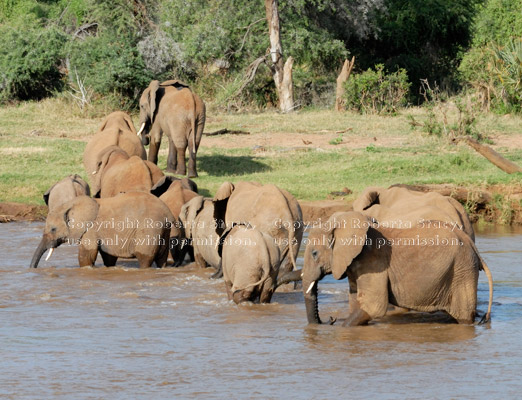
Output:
[[455, 136, 522, 174], [335, 57, 355, 111], [265, 0, 294, 112]]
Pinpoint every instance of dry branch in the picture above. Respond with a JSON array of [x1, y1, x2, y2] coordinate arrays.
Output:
[[204, 129, 250, 136], [454, 136, 522, 174], [335, 57, 355, 111]]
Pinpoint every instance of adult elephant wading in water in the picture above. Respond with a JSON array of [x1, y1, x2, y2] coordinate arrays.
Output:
[[137, 80, 206, 178]]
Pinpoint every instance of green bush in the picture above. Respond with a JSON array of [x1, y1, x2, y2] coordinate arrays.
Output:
[[343, 64, 410, 114], [0, 21, 67, 102]]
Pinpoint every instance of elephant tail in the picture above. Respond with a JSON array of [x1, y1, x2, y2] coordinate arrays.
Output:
[[478, 257, 493, 324], [191, 92, 197, 154]]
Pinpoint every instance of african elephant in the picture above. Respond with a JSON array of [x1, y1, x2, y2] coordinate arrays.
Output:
[[302, 211, 493, 326], [213, 181, 303, 277], [159, 180, 199, 266], [83, 111, 146, 178], [219, 224, 280, 304], [353, 186, 475, 241], [30, 192, 174, 269], [137, 80, 206, 178], [44, 174, 90, 212], [179, 195, 222, 275], [91, 146, 173, 198]]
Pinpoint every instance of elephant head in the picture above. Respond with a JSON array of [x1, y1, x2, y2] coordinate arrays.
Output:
[[30, 196, 99, 268], [179, 195, 205, 240], [90, 146, 129, 198], [352, 186, 382, 211], [302, 212, 371, 324], [43, 174, 91, 212], [99, 111, 136, 135], [137, 80, 160, 145]]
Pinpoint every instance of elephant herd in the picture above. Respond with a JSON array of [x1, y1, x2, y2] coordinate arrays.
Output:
[[29, 79, 493, 327]]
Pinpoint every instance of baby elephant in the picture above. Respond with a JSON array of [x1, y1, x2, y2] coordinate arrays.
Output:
[[219, 225, 280, 304]]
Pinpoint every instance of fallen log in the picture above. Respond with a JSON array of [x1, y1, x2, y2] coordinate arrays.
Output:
[[454, 135, 522, 174], [204, 129, 250, 136]]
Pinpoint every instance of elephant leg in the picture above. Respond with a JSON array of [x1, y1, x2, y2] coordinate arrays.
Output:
[[100, 250, 118, 267], [225, 281, 234, 301], [187, 143, 198, 178], [78, 245, 97, 267], [194, 252, 207, 269], [342, 299, 372, 327], [135, 252, 154, 268], [166, 137, 178, 174], [147, 125, 163, 165], [175, 146, 187, 176], [210, 265, 223, 279], [259, 277, 275, 303]]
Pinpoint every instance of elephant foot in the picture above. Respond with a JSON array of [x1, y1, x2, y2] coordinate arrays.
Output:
[[165, 168, 178, 175], [210, 269, 223, 280], [188, 173, 198, 179]]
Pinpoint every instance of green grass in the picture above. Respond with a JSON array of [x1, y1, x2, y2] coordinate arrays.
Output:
[[1, 98, 521, 205]]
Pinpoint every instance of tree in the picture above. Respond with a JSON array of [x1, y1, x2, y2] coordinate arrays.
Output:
[[265, 0, 294, 112]]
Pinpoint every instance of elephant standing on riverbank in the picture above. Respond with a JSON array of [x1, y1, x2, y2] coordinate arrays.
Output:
[[302, 211, 493, 326], [138, 80, 206, 178], [30, 192, 174, 269]]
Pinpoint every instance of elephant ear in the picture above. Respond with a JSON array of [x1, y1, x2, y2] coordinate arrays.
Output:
[[98, 114, 110, 131], [353, 187, 383, 211], [151, 175, 175, 197], [213, 181, 234, 201], [148, 80, 160, 124], [65, 196, 99, 241], [43, 182, 58, 206], [329, 211, 370, 280], [179, 196, 205, 239], [122, 113, 137, 134], [71, 174, 91, 197], [91, 146, 124, 198]]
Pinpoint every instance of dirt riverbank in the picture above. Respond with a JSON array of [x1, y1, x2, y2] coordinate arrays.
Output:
[[2, 183, 521, 225]]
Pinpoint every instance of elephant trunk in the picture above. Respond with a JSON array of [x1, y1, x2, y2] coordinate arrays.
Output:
[[304, 280, 322, 324], [30, 237, 50, 269]]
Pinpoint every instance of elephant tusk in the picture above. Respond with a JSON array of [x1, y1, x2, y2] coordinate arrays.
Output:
[[137, 123, 145, 136], [301, 272, 304, 278], [306, 281, 316, 294], [45, 247, 54, 261], [92, 170, 97, 175]]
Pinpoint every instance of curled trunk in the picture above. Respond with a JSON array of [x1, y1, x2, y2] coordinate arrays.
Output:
[[30, 237, 49, 269]]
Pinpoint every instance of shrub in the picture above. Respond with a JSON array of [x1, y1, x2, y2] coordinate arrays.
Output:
[[0, 21, 67, 102], [343, 64, 410, 114]]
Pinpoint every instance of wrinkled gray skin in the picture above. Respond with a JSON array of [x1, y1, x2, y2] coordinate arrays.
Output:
[[179, 196, 222, 275], [353, 186, 475, 241], [138, 80, 206, 178], [302, 211, 493, 327], [219, 225, 281, 304], [30, 192, 175, 269], [83, 111, 146, 180], [213, 181, 303, 278], [44, 174, 91, 212]]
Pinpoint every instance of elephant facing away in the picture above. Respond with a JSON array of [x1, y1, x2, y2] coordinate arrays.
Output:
[[159, 180, 199, 266], [30, 192, 175, 269], [179, 195, 222, 276], [138, 80, 206, 178], [213, 181, 303, 277], [44, 174, 91, 212], [219, 224, 281, 304], [353, 186, 475, 241], [302, 211, 493, 326], [91, 146, 173, 198], [83, 111, 146, 178]]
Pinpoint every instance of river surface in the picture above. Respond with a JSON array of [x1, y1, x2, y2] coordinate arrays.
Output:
[[1, 222, 521, 399]]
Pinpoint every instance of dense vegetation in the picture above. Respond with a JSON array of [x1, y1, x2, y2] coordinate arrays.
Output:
[[0, 0, 520, 112]]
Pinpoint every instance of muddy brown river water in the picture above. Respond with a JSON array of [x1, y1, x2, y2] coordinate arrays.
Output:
[[1, 222, 521, 399]]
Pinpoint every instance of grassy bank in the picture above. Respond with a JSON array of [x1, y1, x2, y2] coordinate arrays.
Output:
[[1, 99, 521, 220]]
